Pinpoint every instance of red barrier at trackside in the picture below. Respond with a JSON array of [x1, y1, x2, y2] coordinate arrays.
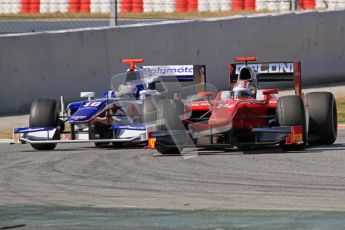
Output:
[[244, 0, 256, 10], [21, 0, 30, 13], [188, 0, 198, 12], [132, 0, 144, 12], [232, 0, 245, 10], [298, 0, 316, 9], [18, 0, 317, 15], [122, 0, 133, 12], [30, 0, 40, 13], [70, 0, 81, 13], [80, 0, 90, 13], [176, 0, 188, 12]]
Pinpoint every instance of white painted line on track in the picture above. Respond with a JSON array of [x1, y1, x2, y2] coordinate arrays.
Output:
[[0, 139, 12, 143]]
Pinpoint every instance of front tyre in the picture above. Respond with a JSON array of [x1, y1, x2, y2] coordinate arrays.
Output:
[[29, 98, 60, 150], [92, 125, 112, 148]]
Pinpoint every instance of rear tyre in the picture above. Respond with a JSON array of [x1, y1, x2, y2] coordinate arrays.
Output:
[[306, 92, 337, 145], [156, 144, 182, 155], [237, 145, 252, 151], [156, 99, 185, 155], [29, 98, 59, 150], [276, 95, 306, 151]]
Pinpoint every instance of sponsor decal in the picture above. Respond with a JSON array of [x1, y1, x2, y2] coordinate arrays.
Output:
[[143, 65, 194, 77], [111, 125, 146, 130], [190, 102, 210, 107], [235, 63, 294, 74], [71, 116, 87, 119], [216, 103, 235, 109]]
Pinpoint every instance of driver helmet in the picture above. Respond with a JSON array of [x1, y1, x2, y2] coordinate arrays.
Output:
[[233, 66, 258, 98], [121, 70, 144, 99], [233, 80, 257, 98], [116, 83, 138, 97]]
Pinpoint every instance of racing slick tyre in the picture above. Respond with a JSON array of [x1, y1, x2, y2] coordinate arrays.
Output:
[[276, 95, 306, 151], [142, 95, 165, 124], [92, 125, 112, 148], [305, 92, 337, 145], [29, 98, 60, 150], [156, 99, 185, 155], [156, 144, 183, 156], [111, 142, 123, 148]]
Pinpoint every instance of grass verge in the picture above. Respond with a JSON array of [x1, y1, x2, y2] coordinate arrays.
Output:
[[336, 96, 345, 123], [0, 129, 12, 139]]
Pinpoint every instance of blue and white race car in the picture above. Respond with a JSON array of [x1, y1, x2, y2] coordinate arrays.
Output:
[[13, 59, 206, 150]]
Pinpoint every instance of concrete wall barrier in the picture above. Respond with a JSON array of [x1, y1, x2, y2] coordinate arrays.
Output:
[[1, 10, 345, 114]]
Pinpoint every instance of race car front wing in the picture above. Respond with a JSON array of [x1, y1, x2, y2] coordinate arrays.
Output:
[[13, 125, 148, 145], [147, 126, 304, 149]]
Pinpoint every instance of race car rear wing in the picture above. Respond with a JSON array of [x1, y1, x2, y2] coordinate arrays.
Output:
[[142, 65, 206, 84], [121, 59, 206, 85], [121, 59, 207, 93], [229, 61, 302, 96]]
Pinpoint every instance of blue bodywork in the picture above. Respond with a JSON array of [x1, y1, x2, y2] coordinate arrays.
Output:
[[13, 64, 208, 148], [67, 99, 108, 123], [14, 127, 56, 134], [66, 71, 145, 123], [110, 125, 146, 131], [67, 101, 83, 114]]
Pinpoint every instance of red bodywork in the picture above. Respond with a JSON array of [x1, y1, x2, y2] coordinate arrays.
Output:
[[147, 58, 305, 149], [184, 59, 303, 144], [187, 91, 277, 133]]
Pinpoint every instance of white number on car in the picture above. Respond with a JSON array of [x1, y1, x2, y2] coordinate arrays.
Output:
[[84, 102, 102, 107]]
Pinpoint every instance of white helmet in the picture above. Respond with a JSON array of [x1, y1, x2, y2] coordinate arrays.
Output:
[[234, 66, 258, 98]]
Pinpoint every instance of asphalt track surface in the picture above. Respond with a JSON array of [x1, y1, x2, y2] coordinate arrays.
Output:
[[1, 130, 345, 228], [3, 131, 345, 210]]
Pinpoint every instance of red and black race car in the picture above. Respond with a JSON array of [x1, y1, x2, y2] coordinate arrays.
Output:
[[146, 57, 338, 155]]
